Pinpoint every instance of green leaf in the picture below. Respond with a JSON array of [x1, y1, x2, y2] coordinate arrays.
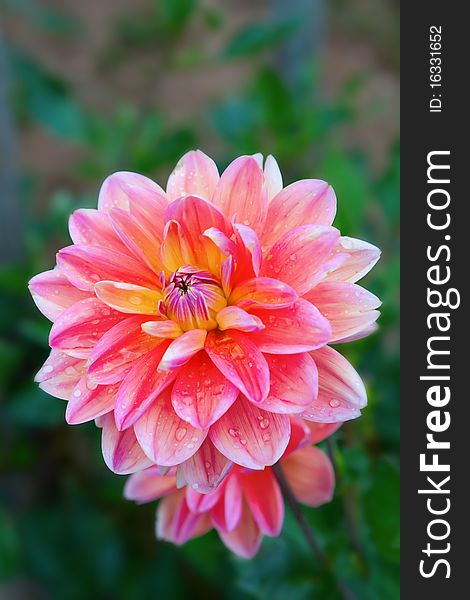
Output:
[[223, 19, 301, 59]]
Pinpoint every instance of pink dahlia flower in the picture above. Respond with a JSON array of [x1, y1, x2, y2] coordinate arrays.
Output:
[[124, 419, 337, 558], [29, 151, 380, 486]]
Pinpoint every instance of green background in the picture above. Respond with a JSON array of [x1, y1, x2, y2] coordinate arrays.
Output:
[[0, 1, 399, 598]]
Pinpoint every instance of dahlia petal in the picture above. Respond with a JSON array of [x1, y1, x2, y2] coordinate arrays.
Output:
[[101, 412, 152, 474], [233, 224, 262, 280], [262, 180, 336, 249], [216, 306, 264, 333], [35, 350, 86, 400], [28, 268, 90, 322], [205, 330, 269, 404], [211, 156, 267, 234], [157, 491, 212, 545], [284, 418, 312, 455], [113, 340, 175, 430], [282, 445, 335, 507], [94, 281, 161, 315], [305, 282, 381, 343], [218, 499, 262, 558], [301, 346, 367, 423], [261, 353, 317, 414], [264, 155, 283, 201], [88, 316, 159, 384], [307, 421, 342, 444], [209, 396, 290, 469], [211, 474, 243, 532], [68, 208, 127, 253], [166, 150, 219, 201], [171, 351, 238, 429], [158, 330, 207, 372], [98, 171, 166, 212], [134, 388, 208, 466], [261, 225, 340, 295], [49, 297, 125, 358], [124, 466, 177, 503], [250, 299, 331, 354], [178, 438, 232, 493], [159, 220, 195, 273], [66, 377, 117, 424], [242, 468, 284, 536], [229, 277, 298, 310], [141, 320, 182, 339], [57, 245, 157, 292], [324, 236, 381, 283], [335, 322, 378, 343], [185, 484, 223, 513]]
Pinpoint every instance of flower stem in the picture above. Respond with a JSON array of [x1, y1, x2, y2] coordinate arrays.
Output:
[[272, 462, 357, 600]]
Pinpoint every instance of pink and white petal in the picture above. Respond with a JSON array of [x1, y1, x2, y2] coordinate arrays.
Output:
[[157, 491, 212, 545], [209, 396, 290, 470], [66, 377, 117, 424], [261, 225, 340, 295], [264, 155, 283, 202], [216, 306, 264, 333], [229, 277, 297, 311], [98, 171, 166, 212], [28, 269, 90, 322], [68, 208, 127, 253], [35, 350, 86, 400], [323, 236, 381, 283], [241, 468, 284, 536], [142, 320, 182, 339], [87, 316, 159, 384], [307, 421, 342, 444], [114, 340, 176, 430], [166, 150, 219, 201], [124, 466, 177, 504], [134, 388, 207, 466], [185, 484, 224, 513], [305, 282, 381, 342], [333, 322, 378, 344], [282, 445, 335, 507], [301, 346, 367, 423], [262, 180, 336, 249], [171, 351, 238, 429], [158, 330, 207, 372], [94, 281, 161, 315], [211, 156, 267, 234], [205, 330, 269, 405], [211, 474, 243, 532], [49, 297, 126, 358], [101, 412, 152, 474], [218, 499, 262, 558], [261, 353, 317, 414], [250, 299, 331, 354], [57, 245, 158, 292], [178, 437, 232, 493]]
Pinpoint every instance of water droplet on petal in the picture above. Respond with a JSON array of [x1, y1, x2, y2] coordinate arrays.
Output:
[[175, 427, 187, 441]]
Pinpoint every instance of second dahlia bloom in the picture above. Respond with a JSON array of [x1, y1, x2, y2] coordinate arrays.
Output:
[[30, 151, 380, 487]]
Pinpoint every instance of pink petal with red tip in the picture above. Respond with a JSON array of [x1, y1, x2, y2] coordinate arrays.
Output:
[[87, 316, 159, 384], [49, 297, 125, 358], [113, 340, 175, 430], [28, 268, 90, 322], [264, 155, 283, 201], [218, 499, 262, 558], [57, 245, 157, 292], [124, 466, 177, 504], [261, 225, 340, 295], [306, 282, 381, 342], [157, 490, 212, 545], [209, 396, 290, 469], [242, 468, 284, 536], [229, 277, 297, 310], [134, 388, 207, 466], [282, 445, 335, 507], [171, 351, 238, 429], [216, 306, 264, 333], [98, 171, 166, 212], [205, 330, 269, 404], [212, 156, 267, 234], [302, 346, 367, 423], [250, 299, 331, 354], [94, 281, 161, 314], [166, 150, 219, 201], [66, 377, 117, 424], [35, 350, 86, 400], [261, 353, 317, 414], [142, 320, 182, 338], [158, 330, 207, 372], [68, 208, 127, 253], [101, 412, 152, 474], [262, 180, 336, 249], [211, 474, 243, 532], [324, 236, 381, 283], [178, 437, 232, 493]]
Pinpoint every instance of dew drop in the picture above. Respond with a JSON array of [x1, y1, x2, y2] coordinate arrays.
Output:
[[43, 365, 54, 374], [259, 418, 270, 429], [175, 427, 187, 441], [329, 399, 340, 408], [129, 295, 142, 306]]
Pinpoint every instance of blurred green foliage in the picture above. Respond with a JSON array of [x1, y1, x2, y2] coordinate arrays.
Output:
[[1, 1, 399, 598]]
